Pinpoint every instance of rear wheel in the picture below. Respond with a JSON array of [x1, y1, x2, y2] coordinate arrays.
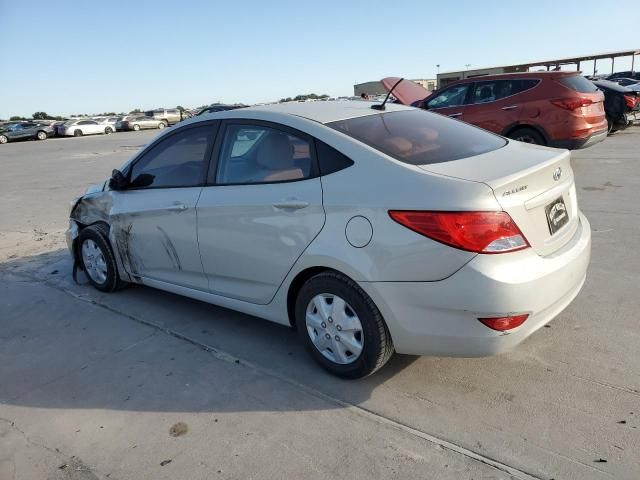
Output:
[[507, 127, 546, 145], [77, 224, 126, 292], [161, 120, 169, 128], [0, 134, 8, 144], [295, 271, 394, 378], [158, 122, 165, 129], [36, 130, 47, 140], [133, 124, 140, 131], [105, 126, 113, 134], [74, 129, 83, 137]]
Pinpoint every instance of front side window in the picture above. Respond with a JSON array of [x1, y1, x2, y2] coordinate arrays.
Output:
[[129, 126, 212, 188], [216, 125, 313, 184], [426, 84, 470, 109], [327, 109, 506, 166]]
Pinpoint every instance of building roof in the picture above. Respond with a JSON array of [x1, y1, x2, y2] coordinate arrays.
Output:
[[440, 49, 640, 75]]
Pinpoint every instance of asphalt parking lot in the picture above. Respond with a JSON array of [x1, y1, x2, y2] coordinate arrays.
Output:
[[1, 130, 639, 479]]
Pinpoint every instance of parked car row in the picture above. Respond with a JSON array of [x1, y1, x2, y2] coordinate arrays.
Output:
[[1, 105, 250, 145], [382, 71, 639, 149]]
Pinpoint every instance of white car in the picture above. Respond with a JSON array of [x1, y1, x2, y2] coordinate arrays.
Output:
[[59, 119, 114, 137], [94, 116, 120, 132], [66, 101, 591, 378]]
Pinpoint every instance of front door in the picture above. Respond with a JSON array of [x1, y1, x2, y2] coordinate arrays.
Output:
[[425, 83, 472, 121], [110, 123, 217, 290], [197, 121, 325, 304]]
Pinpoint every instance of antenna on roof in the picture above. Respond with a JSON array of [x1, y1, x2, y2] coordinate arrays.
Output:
[[371, 78, 404, 111]]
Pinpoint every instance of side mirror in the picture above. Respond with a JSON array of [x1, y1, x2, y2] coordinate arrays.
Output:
[[109, 169, 128, 190]]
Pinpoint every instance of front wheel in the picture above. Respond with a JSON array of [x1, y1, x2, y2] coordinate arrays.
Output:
[[133, 124, 140, 131], [507, 127, 545, 145], [36, 131, 47, 140], [105, 126, 113, 134], [0, 134, 8, 144], [158, 122, 165, 129], [77, 224, 126, 292], [295, 271, 394, 378], [74, 129, 83, 137]]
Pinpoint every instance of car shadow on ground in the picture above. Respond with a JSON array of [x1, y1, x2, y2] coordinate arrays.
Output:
[[1, 249, 419, 414]]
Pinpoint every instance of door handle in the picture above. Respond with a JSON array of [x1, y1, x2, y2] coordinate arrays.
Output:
[[448, 112, 462, 118], [167, 202, 188, 211], [501, 105, 519, 111], [273, 200, 309, 210]]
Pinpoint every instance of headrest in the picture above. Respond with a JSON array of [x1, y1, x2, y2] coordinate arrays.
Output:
[[256, 133, 293, 169]]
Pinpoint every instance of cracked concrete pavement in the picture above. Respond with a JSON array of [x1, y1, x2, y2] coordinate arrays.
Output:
[[0, 129, 639, 479]]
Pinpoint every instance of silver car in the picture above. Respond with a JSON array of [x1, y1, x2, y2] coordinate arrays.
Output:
[[67, 101, 591, 378], [116, 115, 165, 131]]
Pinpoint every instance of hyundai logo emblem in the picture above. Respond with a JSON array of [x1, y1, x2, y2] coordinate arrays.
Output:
[[553, 167, 562, 181]]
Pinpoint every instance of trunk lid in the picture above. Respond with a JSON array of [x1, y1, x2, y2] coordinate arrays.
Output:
[[420, 141, 579, 256], [380, 77, 431, 106]]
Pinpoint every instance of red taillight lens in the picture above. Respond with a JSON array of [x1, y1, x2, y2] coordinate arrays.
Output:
[[624, 95, 637, 109], [388, 211, 530, 254], [478, 314, 529, 331], [550, 98, 593, 110]]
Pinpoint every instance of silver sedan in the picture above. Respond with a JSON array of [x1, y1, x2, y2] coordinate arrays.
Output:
[[67, 101, 591, 378]]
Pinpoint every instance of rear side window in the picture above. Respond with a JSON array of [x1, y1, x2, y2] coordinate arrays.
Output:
[[559, 75, 599, 93], [315, 141, 354, 175], [327, 109, 506, 166], [471, 79, 539, 104]]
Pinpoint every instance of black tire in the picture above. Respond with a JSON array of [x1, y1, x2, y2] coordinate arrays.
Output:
[[74, 129, 83, 137], [133, 124, 140, 131], [158, 122, 165, 129], [295, 271, 394, 378], [36, 130, 48, 141], [161, 120, 169, 128], [0, 134, 8, 144], [77, 223, 126, 292], [105, 126, 113, 134], [507, 127, 546, 145]]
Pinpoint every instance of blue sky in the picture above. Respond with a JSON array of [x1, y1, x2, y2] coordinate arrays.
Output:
[[1, 0, 637, 118]]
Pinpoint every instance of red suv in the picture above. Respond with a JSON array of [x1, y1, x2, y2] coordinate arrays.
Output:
[[382, 72, 607, 149]]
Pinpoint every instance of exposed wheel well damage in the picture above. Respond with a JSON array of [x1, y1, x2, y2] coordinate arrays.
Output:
[[286, 266, 338, 328]]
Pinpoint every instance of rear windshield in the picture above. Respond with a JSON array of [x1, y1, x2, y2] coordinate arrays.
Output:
[[559, 75, 599, 93], [327, 109, 506, 165]]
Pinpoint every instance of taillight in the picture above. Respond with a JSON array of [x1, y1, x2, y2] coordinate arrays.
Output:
[[388, 211, 530, 254], [550, 98, 593, 110], [478, 314, 529, 331], [624, 95, 637, 109]]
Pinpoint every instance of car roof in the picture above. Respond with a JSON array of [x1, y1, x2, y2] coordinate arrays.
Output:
[[593, 79, 633, 92], [439, 70, 580, 89], [239, 100, 413, 124]]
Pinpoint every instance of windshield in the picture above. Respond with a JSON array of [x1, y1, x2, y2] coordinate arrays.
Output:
[[327, 109, 506, 165]]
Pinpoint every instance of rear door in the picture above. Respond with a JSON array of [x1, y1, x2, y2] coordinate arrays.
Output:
[[424, 83, 472, 121], [462, 79, 540, 133], [110, 123, 218, 289], [196, 120, 325, 304]]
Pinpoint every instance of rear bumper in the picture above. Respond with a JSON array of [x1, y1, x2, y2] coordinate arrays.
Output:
[[359, 212, 591, 357], [549, 129, 607, 149]]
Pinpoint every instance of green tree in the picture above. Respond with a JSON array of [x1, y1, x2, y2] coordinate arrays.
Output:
[[33, 112, 50, 120], [10, 115, 25, 121], [130, 108, 142, 114]]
